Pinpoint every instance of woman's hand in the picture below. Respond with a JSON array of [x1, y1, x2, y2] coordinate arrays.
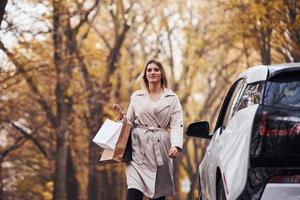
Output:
[[112, 103, 125, 120], [168, 146, 179, 159]]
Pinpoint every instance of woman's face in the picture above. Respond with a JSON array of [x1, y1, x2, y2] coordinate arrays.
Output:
[[146, 63, 162, 84]]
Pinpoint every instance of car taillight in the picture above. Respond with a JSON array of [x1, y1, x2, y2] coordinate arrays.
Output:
[[259, 111, 300, 136], [259, 111, 268, 136], [269, 175, 300, 183]]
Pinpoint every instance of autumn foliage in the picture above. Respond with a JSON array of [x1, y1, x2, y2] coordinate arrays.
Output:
[[0, 0, 299, 199]]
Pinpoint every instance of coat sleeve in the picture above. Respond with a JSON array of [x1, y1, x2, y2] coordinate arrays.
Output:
[[169, 97, 184, 149], [125, 95, 135, 126]]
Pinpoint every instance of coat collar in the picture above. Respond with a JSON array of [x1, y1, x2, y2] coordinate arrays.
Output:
[[135, 88, 176, 97], [135, 88, 176, 126]]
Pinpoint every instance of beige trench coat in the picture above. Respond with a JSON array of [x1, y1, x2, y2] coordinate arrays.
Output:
[[125, 88, 183, 198]]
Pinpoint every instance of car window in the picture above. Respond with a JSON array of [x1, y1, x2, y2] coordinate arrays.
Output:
[[235, 81, 265, 112], [264, 72, 300, 108], [222, 79, 245, 129]]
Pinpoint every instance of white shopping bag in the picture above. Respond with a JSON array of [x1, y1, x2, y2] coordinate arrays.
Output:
[[92, 119, 123, 150]]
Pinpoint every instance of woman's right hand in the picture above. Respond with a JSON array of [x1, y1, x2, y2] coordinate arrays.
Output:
[[112, 103, 125, 120]]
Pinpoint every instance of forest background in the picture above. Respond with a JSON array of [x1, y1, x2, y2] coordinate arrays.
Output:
[[0, 0, 299, 200]]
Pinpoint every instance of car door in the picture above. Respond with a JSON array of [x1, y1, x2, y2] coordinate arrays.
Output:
[[201, 78, 246, 199], [213, 80, 265, 200]]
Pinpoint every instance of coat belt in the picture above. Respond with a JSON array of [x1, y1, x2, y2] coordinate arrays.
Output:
[[136, 126, 167, 166]]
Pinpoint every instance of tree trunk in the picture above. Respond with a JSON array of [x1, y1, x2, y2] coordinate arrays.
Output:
[[53, 134, 68, 200], [86, 21, 131, 200], [52, 1, 73, 199], [259, 27, 272, 65], [75, 51, 108, 200], [53, 91, 72, 200], [285, 0, 300, 61], [186, 171, 199, 200], [88, 127, 101, 200], [67, 146, 79, 200], [173, 160, 180, 200], [87, 108, 114, 200], [0, 159, 3, 200]]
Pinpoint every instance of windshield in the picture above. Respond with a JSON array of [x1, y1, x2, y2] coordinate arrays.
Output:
[[264, 72, 300, 108]]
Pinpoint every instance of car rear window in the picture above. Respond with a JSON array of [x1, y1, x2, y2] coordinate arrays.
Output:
[[264, 72, 300, 108]]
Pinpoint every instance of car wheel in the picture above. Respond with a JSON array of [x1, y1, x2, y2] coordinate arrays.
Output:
[[216, 178, 226, 200], [198, 177, 203, 200]]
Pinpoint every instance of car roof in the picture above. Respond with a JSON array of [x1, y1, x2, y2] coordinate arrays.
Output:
[[236, 63, 300, 84]]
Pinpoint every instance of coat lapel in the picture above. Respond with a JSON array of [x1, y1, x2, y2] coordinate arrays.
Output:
[[136, 90, 161, 125], [155, 88, 176, 114], [136, 88, 176, 128]]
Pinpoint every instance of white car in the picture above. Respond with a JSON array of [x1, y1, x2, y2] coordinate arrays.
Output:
[[186, 63, 300, 200]]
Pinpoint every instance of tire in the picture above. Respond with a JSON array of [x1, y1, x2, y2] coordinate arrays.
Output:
[[216, 178, 226, 200], [199, 177, 203, 200]]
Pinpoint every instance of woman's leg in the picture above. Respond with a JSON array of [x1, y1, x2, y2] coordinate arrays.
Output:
[[126, 188, 143, 200], [151, 196, 165, 200]]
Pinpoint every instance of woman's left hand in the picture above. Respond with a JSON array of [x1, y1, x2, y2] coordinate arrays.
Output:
[[168, 147, 179, 159]]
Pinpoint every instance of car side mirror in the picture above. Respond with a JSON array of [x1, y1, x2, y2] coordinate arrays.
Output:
[[186, 121, 211, 139]]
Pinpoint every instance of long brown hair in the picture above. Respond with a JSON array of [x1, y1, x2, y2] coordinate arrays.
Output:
[[142, 59, 168, 91]]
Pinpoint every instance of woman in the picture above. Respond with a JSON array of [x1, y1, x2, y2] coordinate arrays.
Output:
[[113, 59, 183, 200]]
